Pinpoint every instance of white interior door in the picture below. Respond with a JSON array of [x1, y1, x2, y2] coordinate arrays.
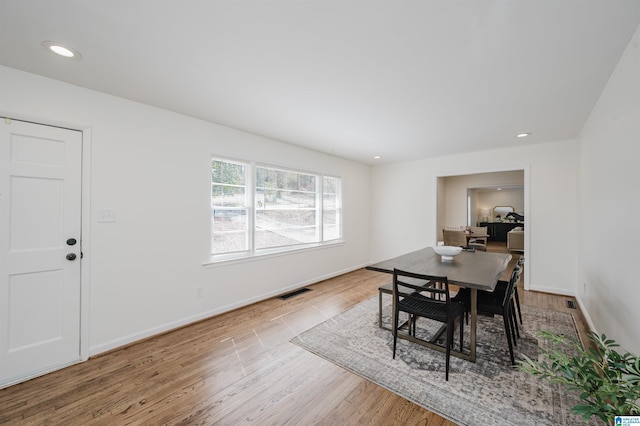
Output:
[[0, 119, 82, 387]]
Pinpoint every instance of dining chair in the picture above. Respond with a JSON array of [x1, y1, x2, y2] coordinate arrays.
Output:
[[378, 278, 431, 330], [392, 269, 466, 381], [495, 256, 525, 325], [466, 226, 488, 251], [515, 256, 525, 321], [454, 266, 520, 365], [442, 229, 467, 247]]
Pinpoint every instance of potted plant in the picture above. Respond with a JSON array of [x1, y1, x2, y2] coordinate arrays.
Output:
[[517, 330, 640, 425]]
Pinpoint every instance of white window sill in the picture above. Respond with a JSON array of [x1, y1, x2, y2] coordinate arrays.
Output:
[[203, 239, 345, 268]]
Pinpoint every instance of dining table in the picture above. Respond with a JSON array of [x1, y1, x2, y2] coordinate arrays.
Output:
[[366, 247, 512, 362]]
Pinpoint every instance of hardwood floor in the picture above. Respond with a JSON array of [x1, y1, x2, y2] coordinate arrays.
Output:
[[0, 249, 590, 425]]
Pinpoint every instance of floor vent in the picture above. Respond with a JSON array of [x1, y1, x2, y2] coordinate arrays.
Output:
[[566, 300, 577, 309], [278, 288, 312, 300]]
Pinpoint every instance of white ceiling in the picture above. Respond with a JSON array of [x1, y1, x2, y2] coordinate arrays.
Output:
[[1, 1, 639, 165]]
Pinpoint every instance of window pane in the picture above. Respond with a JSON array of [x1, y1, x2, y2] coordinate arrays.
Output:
[[211, 209, 248, 253], [256, 166, 319, 250], [212, 160, 245, 185], [212, 158, 249, 255], [323, 176, 342, 241], [211, 184, 246, 207]]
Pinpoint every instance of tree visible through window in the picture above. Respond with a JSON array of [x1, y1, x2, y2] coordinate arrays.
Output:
[[211, 159, 248, 255], [211, 158, 342, 259], [256, 166, 318, 250]]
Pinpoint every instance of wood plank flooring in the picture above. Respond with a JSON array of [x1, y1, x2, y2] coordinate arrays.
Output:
[[0, 247, 590, 425]]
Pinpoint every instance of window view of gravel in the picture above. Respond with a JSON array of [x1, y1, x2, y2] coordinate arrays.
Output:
[[211, 158, 341, 259]]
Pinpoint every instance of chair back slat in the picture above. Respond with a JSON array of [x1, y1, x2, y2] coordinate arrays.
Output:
[[442, 229, 467, 247], [501, 265, 520, 307], [393, 269, 451, 306]]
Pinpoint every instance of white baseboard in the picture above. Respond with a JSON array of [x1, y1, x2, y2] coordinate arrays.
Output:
[[89, 263, 368, 357], [529, 286, 598, 337], [528, 284, 575, 297], [0, 358, 81, 390], [574, 294, 597, 334]]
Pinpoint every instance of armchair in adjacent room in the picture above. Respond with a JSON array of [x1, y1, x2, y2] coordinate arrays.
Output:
[[466, 226, 488, 251], [443, 229, 467, 247]]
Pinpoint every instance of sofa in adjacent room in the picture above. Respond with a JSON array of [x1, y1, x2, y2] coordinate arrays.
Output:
[[507, 227, 524, 252]]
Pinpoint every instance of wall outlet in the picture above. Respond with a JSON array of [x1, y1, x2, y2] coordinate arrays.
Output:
[[196, 288, 204, 298]]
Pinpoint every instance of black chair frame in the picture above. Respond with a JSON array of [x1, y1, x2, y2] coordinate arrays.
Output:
[[454, 265, 521, 365], [391, 269, 466, 381]]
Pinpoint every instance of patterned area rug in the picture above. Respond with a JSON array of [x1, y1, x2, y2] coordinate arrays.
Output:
[[291, 296, 600, 426]]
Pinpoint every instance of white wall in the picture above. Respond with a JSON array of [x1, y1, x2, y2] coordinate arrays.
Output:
[[0, 66, 372, 355], [371, 139, 580, 296], [476, 187, 524, 220], [578, 25, 640, 354]]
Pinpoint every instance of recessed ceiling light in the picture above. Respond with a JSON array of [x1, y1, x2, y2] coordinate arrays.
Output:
[[516, 132, 531, 138], [497, 188, 502, 191], [373, 155, 381, 159], [42, 41, 81, 59]]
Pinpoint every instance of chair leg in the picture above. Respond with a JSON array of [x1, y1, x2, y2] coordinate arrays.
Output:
[[445, 319, 453, 381], [506, 306, 518, 347], [502, 314, 516, 365], [410, 314, 416, 336], [445, 318, 454, 349], [392, 309, 399, 359], [510, 300, 520, 339], [378, 289, 383, 328], [513, 289, 523, 325], [458, 314, 464, 352], [445, 344, 450, 381]]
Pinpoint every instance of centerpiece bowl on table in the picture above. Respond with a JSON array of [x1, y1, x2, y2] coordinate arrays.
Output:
[[433, 245, 463, 261]]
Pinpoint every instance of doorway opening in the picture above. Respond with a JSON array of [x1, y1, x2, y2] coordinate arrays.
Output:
[[436, 169, 528, 287]]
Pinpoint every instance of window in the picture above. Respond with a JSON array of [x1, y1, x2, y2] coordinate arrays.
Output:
[[255, 166, 318, 250], [211, 158, 342, 260], [211, 159, 249, 255], [323, 176, 342, 241]]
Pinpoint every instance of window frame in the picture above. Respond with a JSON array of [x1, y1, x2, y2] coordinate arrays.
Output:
[[210, 157, 251, 257], [322, 175, 342, 243], [209, 157, 343, 264]]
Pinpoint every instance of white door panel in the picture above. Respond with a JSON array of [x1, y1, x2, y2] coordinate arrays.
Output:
[[10, 132, 65, 165], [1, 119, 82, 387], [9, 270, 64, 349], [10, 176, 64, 249]]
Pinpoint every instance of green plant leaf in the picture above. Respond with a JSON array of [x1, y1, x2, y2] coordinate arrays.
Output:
[[516, 330, 640, 423]]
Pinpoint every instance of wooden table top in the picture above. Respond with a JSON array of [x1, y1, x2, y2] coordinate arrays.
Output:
[[367, 247, 511, 291]]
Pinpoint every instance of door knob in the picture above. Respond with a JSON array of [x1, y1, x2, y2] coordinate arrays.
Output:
[[67, 238, 77, 246], [66, 253, 77, 261]]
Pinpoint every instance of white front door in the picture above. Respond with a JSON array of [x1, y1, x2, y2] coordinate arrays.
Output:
[[0, 119, 82, 387]]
